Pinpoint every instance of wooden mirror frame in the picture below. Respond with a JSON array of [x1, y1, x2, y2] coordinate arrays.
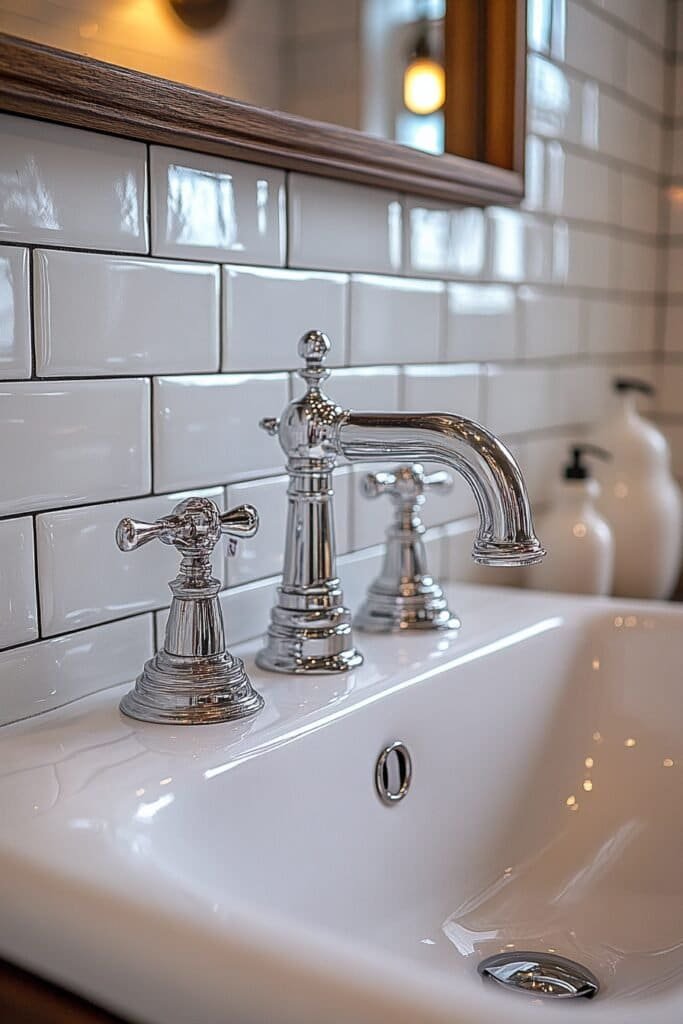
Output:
[[0, 0, 525, 206]]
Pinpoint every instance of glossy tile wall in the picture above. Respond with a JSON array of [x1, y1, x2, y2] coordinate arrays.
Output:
[[656, 1, 683, 472], [0, 0, 671, 724]]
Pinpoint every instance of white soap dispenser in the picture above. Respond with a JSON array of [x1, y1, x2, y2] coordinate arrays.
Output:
[[592, 377, 683, 600], [525, 444, 614, 596]]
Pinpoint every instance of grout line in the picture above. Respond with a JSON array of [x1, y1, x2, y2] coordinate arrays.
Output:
[[529, 44, 670, 126], [145, 142, 152, 256], [0, 609, 156, 658], [561, 0, 671, 71], [148, 374, 156, 495], [30, 514, 43, 639]]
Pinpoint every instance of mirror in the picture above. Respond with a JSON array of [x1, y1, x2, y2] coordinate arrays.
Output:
[[0, 0, 525, 204]]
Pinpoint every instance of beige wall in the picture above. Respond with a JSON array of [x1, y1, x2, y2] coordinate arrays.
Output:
[[0, 0, 285, 105]]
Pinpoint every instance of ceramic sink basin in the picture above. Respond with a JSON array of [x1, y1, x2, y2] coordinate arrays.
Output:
[[0, 583, 681, 1024]]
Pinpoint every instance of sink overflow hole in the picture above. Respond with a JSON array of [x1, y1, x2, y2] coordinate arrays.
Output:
[[375, 741, 412, 805]]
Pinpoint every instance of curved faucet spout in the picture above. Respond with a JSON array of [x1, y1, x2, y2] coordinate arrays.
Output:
[[337, 411, 545, 566]]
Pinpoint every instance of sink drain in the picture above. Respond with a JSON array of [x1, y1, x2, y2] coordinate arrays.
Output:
[[478, 951, 599, 1000]]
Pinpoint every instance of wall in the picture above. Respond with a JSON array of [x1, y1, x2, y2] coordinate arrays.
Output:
[[0, 0, 673, 725], [658, 1, 683, 468], [0, 0, 286, 104]]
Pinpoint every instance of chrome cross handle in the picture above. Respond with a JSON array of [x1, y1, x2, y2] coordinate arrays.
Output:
[[116, 498, 258, 557], [362, 464, 453, 517], [115, 496, 263, 727], [357, 464, 459, 635]]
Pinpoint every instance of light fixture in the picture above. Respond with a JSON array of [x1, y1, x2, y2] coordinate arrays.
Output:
[[403, 20, 445, 116], [170, 0, 230, 31]]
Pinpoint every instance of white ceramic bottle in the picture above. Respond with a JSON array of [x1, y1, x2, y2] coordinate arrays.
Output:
[[525, 444, 614, 596], [592, 377, 683, 600]]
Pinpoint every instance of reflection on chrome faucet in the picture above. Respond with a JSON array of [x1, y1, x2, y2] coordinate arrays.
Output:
[[257, 330, 545, 676]]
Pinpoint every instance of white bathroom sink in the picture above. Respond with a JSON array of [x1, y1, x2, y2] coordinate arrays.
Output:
[[0, 583, 680, 1024]]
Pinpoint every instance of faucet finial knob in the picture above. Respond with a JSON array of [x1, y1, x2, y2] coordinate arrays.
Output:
[[298, 329, 331, 386]]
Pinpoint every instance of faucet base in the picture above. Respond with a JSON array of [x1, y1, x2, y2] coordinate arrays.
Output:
[[256, 584, 364, 675], [356, 578, 460, 634], [119, 650, 264, 725]]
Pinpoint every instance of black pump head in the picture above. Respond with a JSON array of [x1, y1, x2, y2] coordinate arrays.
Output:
[[613, 377, 655, 396], [564, 443, 611, 480]]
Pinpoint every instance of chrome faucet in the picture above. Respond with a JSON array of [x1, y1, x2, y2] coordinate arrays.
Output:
[[116, 497, 264, 724], [258, 330, 544, 675], [356, 463, 460, 634]]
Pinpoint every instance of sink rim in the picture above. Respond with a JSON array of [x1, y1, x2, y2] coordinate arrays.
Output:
[[0, 583, 681, 1024]]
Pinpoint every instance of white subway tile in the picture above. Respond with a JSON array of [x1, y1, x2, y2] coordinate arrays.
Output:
[[150, 147, 286, 264], [587, 299, 656, 355], [621, 172, 660, 235], [519, 288, 581, 359], [405, 200, 487, 278], [580, 80, 601, 152], [523, 135, 547, 212], [0, 380, 150, 516], [485, 365, 554, 435], [487, 209, 554, 285], [36, 488, 224, 638], [288, 174, 402, 274], [664, 304, 683, 353], [633, 0, 667, 49], [153, 373, 288, 491], [0, 245, 31, 378], [565, 226, 612, 288], [34, 250, 220, 376], [566, 2, 626, 90], [657, 362, 683, 415], [446, 283, 518, 361], [666, 179, 683, 236], [225, 475, 287, 586], [558, 151, 613, 224], [338, 544, 385, 613], [401, 364, 481, 524], [221, 578, 278, 646], [602, 95, 661, 175], [223, 266, 348, 371], [333, 465, 354, 555], [526, 55, 581, 145], [518, 432, 576, 507], [0, 615, 154, 726], [350, 463, 393, 550], [322, 365, 401, 411], [485, 363, 602, 436], [350, 275, 443, 364], [442, 517, 480, 584], [597, 94, 642, 167], [0, 517, 38, 650], [668, 244, 683, 297], [673, 128, 683, 181], [619, 241, 657, 294], [487, 208, 527, 282], [0, 113, 147, 251], [625, 36, 664, 112], [403, 363, 482, 420]]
